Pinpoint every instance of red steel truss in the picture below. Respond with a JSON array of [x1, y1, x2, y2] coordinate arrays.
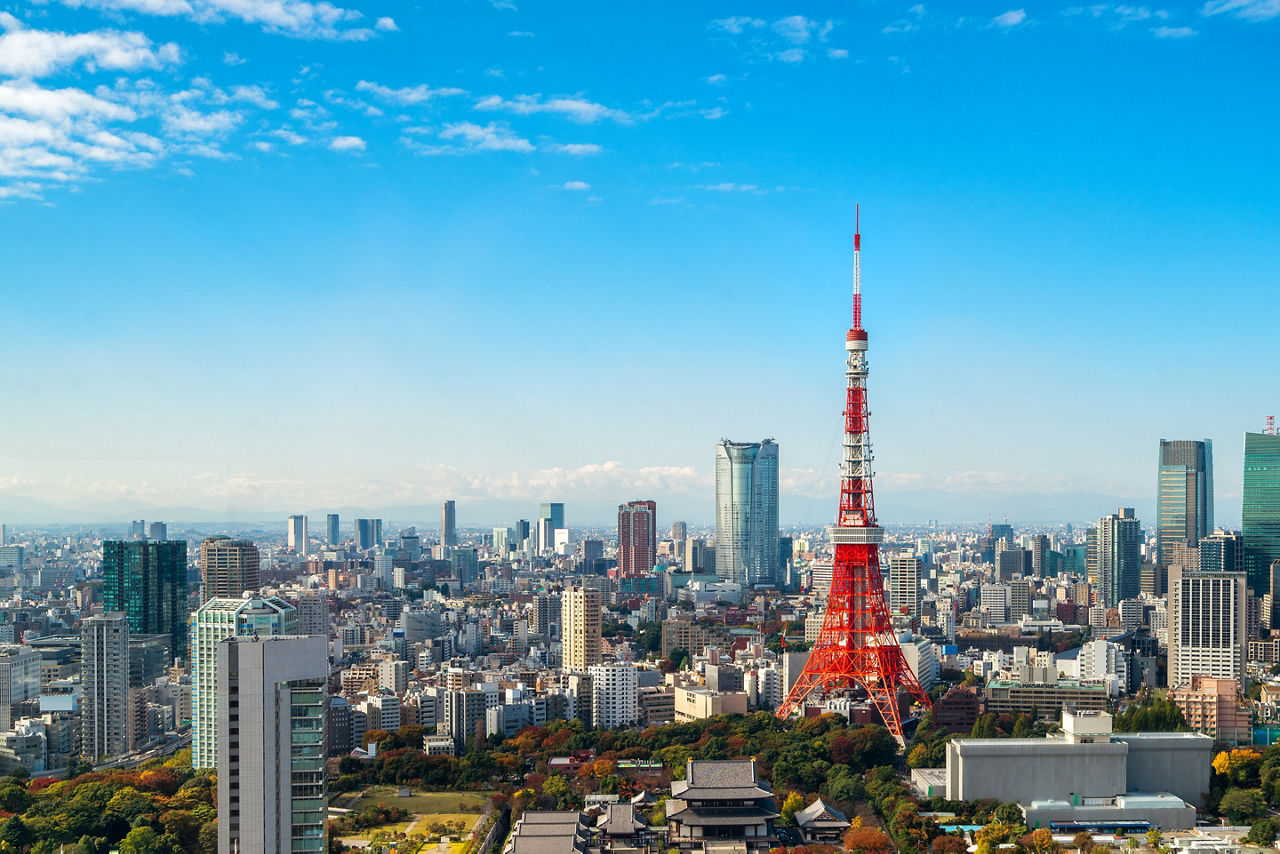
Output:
[[775, 210, 931, 741]]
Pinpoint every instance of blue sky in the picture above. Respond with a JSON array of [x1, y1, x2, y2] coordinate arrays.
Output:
[[1, 0, 1278, 526]]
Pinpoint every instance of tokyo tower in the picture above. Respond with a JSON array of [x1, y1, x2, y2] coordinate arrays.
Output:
[[776, 209, 931, 741]]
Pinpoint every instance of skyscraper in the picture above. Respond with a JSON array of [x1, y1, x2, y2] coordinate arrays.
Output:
[[670, 521, 687, 542], [199, 536, 261, 601], [715, 439, 780, 587], [217, 634, 328, 854], [148, 521, 167, 541], [1243, 431, 1280, 593], [326, 513, 340, 546], [582, 539, 605, 574], [355, 518, 382, 550], [442, 500, 457, 547], [1095, 508, 1142, 607], [191, 595, 299, 769], [102, 540, 188, 659], [618, 500, 657, 577], [287, 514, 308, 555], [81, 612, 130, 759], [563, 586, 602, 671], [1200, 532, 1244, 574], [1156, 439, 1214, 564], [1168, 565, 1246, 689], [540, 502, 565, 531]]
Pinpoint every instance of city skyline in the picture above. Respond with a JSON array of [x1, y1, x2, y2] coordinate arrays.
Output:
[[3, 2, 1279, 527]]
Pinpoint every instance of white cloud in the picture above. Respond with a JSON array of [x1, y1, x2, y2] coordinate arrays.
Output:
[[474, 93, 631, 124], [227, 84, 277, 109], [162, 104, 241, 135], [546, 142, 602, 155], [222, 51, 246, 65], [250, 140, 271, 151], [1153, 23, 1198, 35], [508, 30, 534, 36], [45, 0, 393, 40], [560, 180, 589, 190], [993, 8, 1027, 26], [329, 135, 365, 151], [827, 47, 849, 58], [706, 73, 728, 85], [355, 79, 467, 104], [710, 16, 765, 33], [375, 16, 397, 31], [701, 107, 727, 119], [406, 121, 534, 154], [268, 127, 307, 144], [772, 14, 820, 44], [0, 80, 134, 121], [697, 182, 759, 192], [774, 47, 806, 62], [0, 14, 180, 77], [1201, 0, 1280, 19]]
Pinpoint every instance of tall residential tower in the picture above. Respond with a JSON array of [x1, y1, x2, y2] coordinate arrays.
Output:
[[1243, 430, 1280, 592], [617, 500, 657, 577]]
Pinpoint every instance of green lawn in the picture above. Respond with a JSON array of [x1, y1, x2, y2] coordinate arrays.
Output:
[[337, 787, 492, 815]]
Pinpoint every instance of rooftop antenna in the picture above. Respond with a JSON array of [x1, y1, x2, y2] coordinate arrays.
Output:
[[1267, 416, 1275, 436]]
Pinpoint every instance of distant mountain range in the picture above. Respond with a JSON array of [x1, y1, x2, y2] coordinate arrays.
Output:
[[0, 487, 1192, 531]]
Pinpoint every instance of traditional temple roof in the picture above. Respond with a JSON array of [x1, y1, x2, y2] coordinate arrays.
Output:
[[597, 804, 645, 836], [630, 790, 658, 805], [794, 798, 849, 829], [672, 759, 772, 800]]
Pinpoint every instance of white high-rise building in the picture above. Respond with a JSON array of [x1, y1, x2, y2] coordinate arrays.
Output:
[[715, 439, 780, 587], [0, 646, 40, 732], [287, 515, 308, 555], [217, 635, 328, 854], [589, 663, 639, 729], [563, 586, 602, 671], [192, 595, 298, 769], [81, 612, 130, 759], [980, 584, 1010, 623], [887, 555, 921, 619], [1168, 566, 1246, 690]]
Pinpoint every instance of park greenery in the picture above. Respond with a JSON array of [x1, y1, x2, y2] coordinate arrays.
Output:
[[0, 748, 214, 854]]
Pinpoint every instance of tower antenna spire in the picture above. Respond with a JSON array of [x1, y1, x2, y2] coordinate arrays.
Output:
[[852, 204, 862, 331]]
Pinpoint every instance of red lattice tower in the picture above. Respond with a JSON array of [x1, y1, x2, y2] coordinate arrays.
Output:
[[776, 208, 931, 741]]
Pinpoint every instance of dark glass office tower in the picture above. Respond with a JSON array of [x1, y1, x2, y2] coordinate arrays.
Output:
[[1243, 432, 1280, 593], [1156, 439, 1213, 563], [102, 540, 188, 659]]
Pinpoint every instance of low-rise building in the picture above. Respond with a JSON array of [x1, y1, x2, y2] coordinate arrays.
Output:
[[673, 687, 748, 722], [943, 710, 1210, 830], [1169, 674, 1252, 746]]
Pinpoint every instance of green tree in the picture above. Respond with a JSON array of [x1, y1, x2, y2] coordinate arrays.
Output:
[[118, 826, 162, 854], [0, 786, 30, 815], [1246, 817, 1276, 845], [1219, 787, 1266, 825], [0, 816, 34, 851], [993, 802, 1023, 825]]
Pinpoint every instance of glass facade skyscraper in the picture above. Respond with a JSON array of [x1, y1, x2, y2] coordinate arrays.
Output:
[[101, 540, 188, 659], [1244, 431, 1280, 593], [714, 439, 780, 587], [1156, 439, 1214, 563]]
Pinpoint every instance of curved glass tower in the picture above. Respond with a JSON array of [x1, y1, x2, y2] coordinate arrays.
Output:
[[714, 439, 780, 587]]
